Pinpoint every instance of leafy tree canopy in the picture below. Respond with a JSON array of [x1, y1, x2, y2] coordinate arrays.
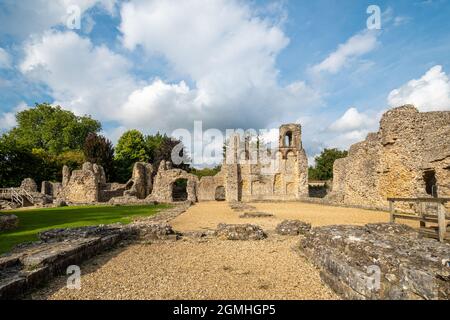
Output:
[[83, 133, 114, 180], [6, 103, 101, 154], [309, 148, 348, 181]]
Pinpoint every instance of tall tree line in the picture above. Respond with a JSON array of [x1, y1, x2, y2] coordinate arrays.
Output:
[[0, 103, 189, 187]]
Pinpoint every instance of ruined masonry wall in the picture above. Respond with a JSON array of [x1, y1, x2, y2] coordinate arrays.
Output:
[[330, 105, 450, 210]]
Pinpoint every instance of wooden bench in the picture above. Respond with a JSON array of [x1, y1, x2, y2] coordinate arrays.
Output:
[[387, 197, 449, 242]]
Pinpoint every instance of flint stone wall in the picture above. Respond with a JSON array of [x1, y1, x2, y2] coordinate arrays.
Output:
[[60, 163, 99, 204], [124, 162, 153, 199], [20, 178, 37, 193], [299, 223, 450, 300], [148, 161, 198, 203], [197, 173, 225, 201], [41, 181, 62, 198], [329, 105, 450, 209], [215, 223, 267, 240]]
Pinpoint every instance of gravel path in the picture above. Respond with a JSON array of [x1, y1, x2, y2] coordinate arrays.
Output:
[[31, 201, 415, 300], [31, 235, 337, 300], [171, 201, 417, 232]]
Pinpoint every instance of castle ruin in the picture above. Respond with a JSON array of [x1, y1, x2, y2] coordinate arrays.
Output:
[[328, 105, 450, 210]]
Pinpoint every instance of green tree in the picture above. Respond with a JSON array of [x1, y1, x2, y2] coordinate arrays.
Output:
[[7, 103, 101, 154], [145, 133, 190, 171], [190, 166, 222, 179], [309, 148, 348, 181], [83, 133, 114, 180], [114, 130, 149, 182], [0, 136, 45, 187]]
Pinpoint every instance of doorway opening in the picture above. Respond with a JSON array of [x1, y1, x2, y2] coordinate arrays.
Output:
[[423, 170, 437, 197], [172, 178, 188, 201]]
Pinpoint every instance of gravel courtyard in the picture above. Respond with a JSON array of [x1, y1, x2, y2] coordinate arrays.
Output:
[[31, 201, 414, 300]]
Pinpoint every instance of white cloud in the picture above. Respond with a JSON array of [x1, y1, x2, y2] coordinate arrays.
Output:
[[20, 30, 137, 119], [311, 29, 379, 74], [0, 48, 12, 69], [388, 65, 450, 111], [0, 102, 29, 131], [0, 0, 117, 38], [117, 0, 322, 131], [324, 107, 380, 150], [326, 129, 371, 150], [329, 107, 377, 132], [18, 1, 322, 138]]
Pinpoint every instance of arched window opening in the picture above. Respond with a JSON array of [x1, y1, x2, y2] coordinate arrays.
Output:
[[284, 131, 293, 147]]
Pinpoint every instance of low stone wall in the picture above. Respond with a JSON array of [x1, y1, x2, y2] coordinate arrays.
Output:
[[0, 203, 191, 299], [299, 223, 450, 300], [0, 228, 135, 299]]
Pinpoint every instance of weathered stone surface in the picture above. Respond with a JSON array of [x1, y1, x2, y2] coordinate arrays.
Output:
[[124, 162, 153, 199], [148, 161, 198, 203], [93, 164, 107, 185], [54, 199, 67, 207], [0, 203, 191, 300], [62, 165, 70, 188], [276, 220, 311, 235], [215, 223, 267, 240], [60, 162, 99, 204], [41, 181, 62, 198], [108, 195, 143, 205], [134, 222, 179, 240], [99, 183, 126, 202], [20, 178, 37, 193], [197, 173, 225, 201], [329, 105, 450, 210], [0, 214, 19, 231], [239, 212, 274, 218], [229, 202, 256, 212], [299, 223, 450, 300], [38, 225, 132, 242], [0, 200, 17, 210]]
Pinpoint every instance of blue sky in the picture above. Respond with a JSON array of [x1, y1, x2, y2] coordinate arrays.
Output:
[[0, 0, 449, 165]]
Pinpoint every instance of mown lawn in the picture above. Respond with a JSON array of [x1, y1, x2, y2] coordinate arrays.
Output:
[[0, 204, 170, 254]]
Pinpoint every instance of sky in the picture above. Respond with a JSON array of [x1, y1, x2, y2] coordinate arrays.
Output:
[[0, 0, 449, 166]]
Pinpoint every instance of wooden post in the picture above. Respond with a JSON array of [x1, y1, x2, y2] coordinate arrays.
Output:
[[389, 200, 395, 223], [437, 203, 446, 242], [420, 202, 426, 228]]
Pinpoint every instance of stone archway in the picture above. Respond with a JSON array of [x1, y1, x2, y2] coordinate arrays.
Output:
[[148, 162, 199, 203]]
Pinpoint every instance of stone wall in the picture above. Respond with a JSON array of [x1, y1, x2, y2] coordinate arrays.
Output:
[[197, 172, 225, 201], [60, 163, 100, 204], [300, 223, 450, 300], [329, 105, 450, 210], [148, 161, 198, 203], [206, 123, 309, 202], [124, 162, 153, 199], [41, 181, 62, 198]]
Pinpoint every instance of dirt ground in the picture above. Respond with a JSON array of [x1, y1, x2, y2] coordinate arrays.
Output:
[[171, 201, 418, 231], [31, 201, 416, 300]]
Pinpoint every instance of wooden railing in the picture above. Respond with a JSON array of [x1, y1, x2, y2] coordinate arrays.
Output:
[[0, 187, 35, 207], [388, 197, 449, 242]]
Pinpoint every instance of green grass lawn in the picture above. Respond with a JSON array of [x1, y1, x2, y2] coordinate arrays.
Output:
[[0, 204, 170, 254]]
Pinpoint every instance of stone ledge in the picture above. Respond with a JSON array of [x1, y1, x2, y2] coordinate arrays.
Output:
[[215, 223, 267, 240], [276, 220, 311, 236], [0, 203, 191, 300], [298, 223, 450, 300]]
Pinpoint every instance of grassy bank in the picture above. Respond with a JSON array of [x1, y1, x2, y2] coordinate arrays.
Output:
[[0, 204, 170, 254]]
